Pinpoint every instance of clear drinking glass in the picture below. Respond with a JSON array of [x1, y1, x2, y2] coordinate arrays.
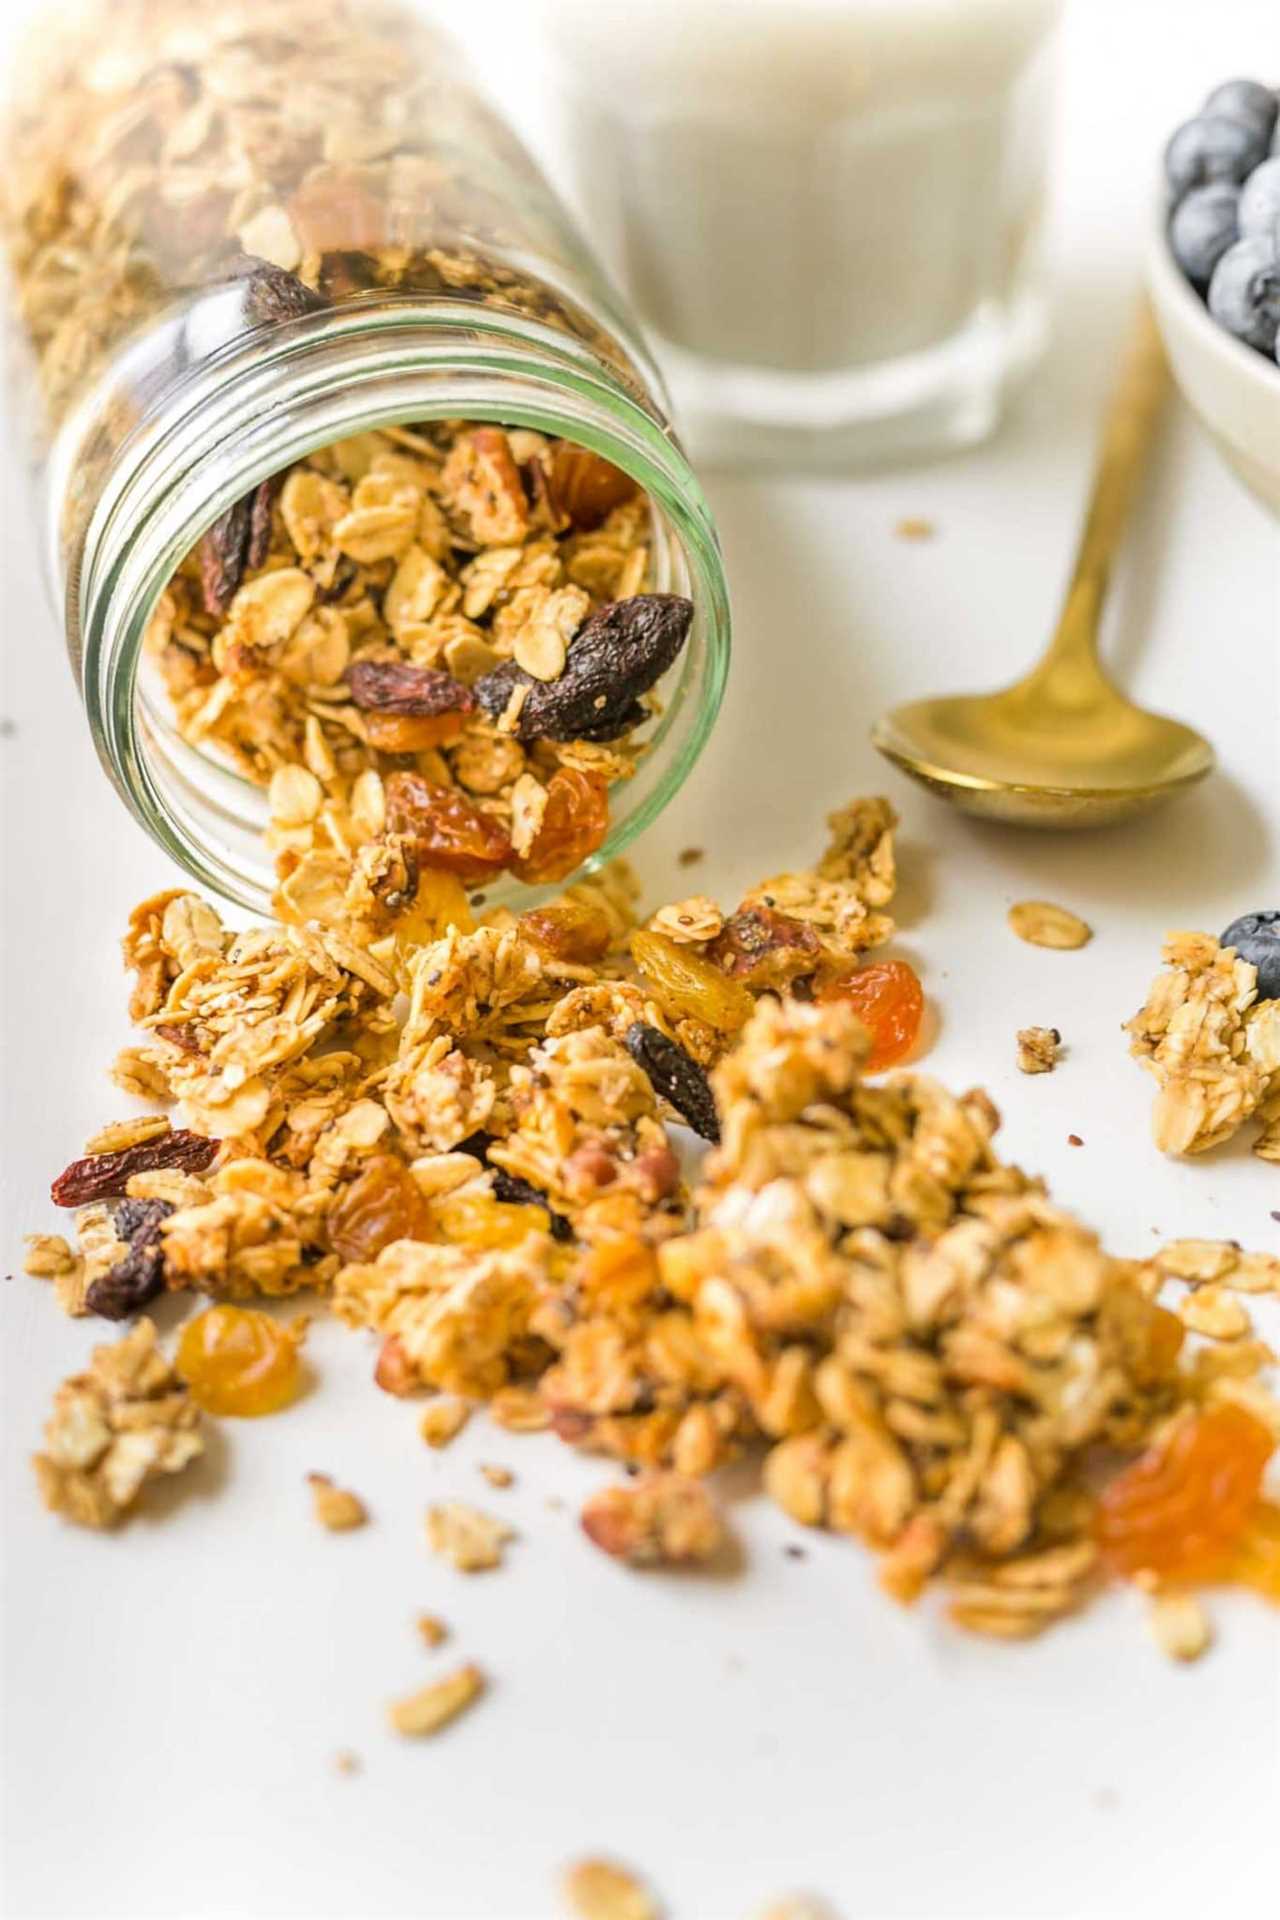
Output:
[[537, 0, 1062, 468], [0, 0, 730, 911]]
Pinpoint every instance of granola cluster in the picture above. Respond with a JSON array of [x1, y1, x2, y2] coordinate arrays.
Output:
[[26, 788, 1280, 1647], [1126, 931, 1280, 1157]]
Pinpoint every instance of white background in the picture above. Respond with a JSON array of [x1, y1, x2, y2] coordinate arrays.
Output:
[[2, 3, 1279, 1917]]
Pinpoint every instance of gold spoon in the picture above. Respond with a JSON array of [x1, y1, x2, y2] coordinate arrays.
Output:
[[871, 300, 1214, 828]]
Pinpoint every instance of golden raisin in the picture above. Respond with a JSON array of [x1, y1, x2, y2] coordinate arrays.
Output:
[[631, 929, 754, 1034], [176, 1305, 302, 1417], [365, 710, 466, 753], [519, 898, 614, 963], [817, 958, 924, 1071], [329, 1155, 429, 1263], [391, 867, 473, 949], [1096, 1404, 1275, 1582], [548, 442, 639, 530], [385, 772, 512, 883], [433, 1195, 551, 1250], [512, 768, 609, 886]]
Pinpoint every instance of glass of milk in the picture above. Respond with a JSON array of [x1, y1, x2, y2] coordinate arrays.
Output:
[[535, 0, 1062, 468]]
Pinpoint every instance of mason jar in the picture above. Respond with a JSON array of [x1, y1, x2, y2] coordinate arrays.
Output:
[[1, 0, 730, 913]]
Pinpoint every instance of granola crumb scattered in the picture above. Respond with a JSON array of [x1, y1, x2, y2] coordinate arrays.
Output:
[[387, 1662, 485, 1738], [581, 1472, 725, 1567], [1008, 901, 1092, 950], [893, 517, 936, 541], [418, 1398, 472, 1449], [416, 1612, 448, 1648], [561, 1857, 661, 1920], [1067, 1133, 1084, 1147], [1016, 1026, 1060, 1074], [426, 1502, 513, 1572], [754, 1900, 841, 1920], [32, 1319, 203, 1529], [334, 1749, 361, 1776], [1177, 1285, 1251, 1341], [676, 847, 704, 868], [308, 1473, 369, 1531], [22, 1233, 76, 1277], [1147, 1592, 1213, 1663], [479, 1463, 514, 1489]]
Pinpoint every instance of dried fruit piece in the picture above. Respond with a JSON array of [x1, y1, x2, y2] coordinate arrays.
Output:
[[708, 906, 821, 991], [624, 1022, 719, 1142], [387, 1662, 485, 1738], [1008, 900, 1092, 950], [308, 1473, 368, 1530], [243, 263, 327, 326], [1096, 1404, 1274, 1581], [84, 1198, 174, 1321], [456, 1132, 574, 1241], [51, 1129, 220, 1206], [176, 1305, 303, 1417], [328, 1155, 430, 1263], [474, 594, 693, 744], [199, 494, 254, 617], [245, 477, 275, 571], [384, 772, 512, 883], [816, 959, 924, 1072], [363, 710, 466, 753], [512, 768, 609, 885], [548, 443, 640, 530], [519, 897, 614, 963], [581, 1471, 725, 1566], [346, 659, 474, 716], [631, 929, 754, 1033], [561, 1858, 661, 1920]]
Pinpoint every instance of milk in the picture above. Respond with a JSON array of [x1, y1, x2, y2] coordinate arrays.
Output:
[[538, 0, 1061, 463]]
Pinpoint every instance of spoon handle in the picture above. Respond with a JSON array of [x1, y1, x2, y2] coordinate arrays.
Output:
[[1044, 297, 1169, 674]]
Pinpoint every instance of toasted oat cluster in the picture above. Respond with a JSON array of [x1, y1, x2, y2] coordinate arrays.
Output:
[[33, 1319, 204, 1530], [1126, 931, 1280, 1156], [24, 793, 1280, 1650]]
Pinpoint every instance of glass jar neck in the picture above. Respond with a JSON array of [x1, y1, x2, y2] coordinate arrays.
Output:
[[75, 295, 730, 913]]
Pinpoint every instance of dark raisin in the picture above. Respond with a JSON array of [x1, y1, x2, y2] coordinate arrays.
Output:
[[51, 1130, 220, 1207], [623, 1023, 719, 1143], [473, 594, 693, 743], [243, 263, 328, 326], [317, 556, 359, 604], [85, 1200, 175, 1321], [455, 1132, 573, 1241], [245, 476, 276, 570], [199, 494, 253, 616], [346, 660, 475, 716]]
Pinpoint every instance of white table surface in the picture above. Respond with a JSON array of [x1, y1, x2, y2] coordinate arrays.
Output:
[[2, 4, 1279, 1917]]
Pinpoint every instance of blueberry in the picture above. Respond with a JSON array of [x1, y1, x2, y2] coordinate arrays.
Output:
[[1203, 79, 1278, 142], [1165, 114, 1267, 199], [1220, 912, 1280, 1000], [1239, 155, 1280, 243], [1207, 236, 1280, 351], [1169, 183, 1239, 287]]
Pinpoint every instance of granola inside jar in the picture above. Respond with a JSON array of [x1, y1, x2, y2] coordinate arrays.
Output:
[[1, 0, 729, 910]]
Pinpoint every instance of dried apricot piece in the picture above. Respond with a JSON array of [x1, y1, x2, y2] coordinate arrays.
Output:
[[329, 1155, 430, 1263], [176, 1305, 302, 1417], [519, 898, 614, 963], [631, 929, 754, 1034], [512, 768, 609, 886], [1219, 1502, 1280, 1600], [385, 772, 511, 883], [1096, 1404, 1274, 1582], [817, 959, 924, 1071]]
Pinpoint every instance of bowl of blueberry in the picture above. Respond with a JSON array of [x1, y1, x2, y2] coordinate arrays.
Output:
[[1150, 77, 1280, 515]]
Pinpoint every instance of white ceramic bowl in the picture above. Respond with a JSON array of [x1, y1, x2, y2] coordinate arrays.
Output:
[[1147, 208, 1280, 516]]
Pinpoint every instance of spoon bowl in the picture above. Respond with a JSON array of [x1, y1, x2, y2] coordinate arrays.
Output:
[[873, 302, 1214, 828]]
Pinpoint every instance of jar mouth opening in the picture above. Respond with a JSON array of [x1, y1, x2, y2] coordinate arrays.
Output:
[[79, 297, 730, 915]]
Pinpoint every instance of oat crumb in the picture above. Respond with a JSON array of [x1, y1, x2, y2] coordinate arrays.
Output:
[[416, 1612, 448, 1648], [1016, 1026, 1060, 1074], [426, 1501, 513, 1572], [387, 1662, 485, 1738], [308, 1474, 368, 1531], [894, 517, 936, 541], [1008, 901, 1092, 950], [479, 1462, 514, 1488], [561, 1857, 661, 1920], [333, 1749, 361, 1776], [419, 1398, 471, 1448], [1148, 1592, 1213, 1663]]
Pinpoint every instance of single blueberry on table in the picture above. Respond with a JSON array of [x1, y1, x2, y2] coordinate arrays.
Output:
[[1207, 236, 1280, 352], [1203, 78, 1278, 142], [1220, 912, 1280, 1002], [1169, 182, 1239, 287], [1165, 114, 1268, 199], [1239, 155, 1280, 243]]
